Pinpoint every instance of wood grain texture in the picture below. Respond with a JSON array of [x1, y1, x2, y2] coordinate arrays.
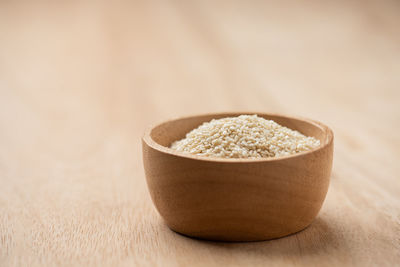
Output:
[[0, 0, 399, 266], [143, 113, 333, 241]]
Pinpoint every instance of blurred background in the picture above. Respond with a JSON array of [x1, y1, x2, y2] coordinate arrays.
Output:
[[1, 0, 399, 181], [1, 0, 399, 266], [1, 0, 399, 150], [1, 0, 399, 157]]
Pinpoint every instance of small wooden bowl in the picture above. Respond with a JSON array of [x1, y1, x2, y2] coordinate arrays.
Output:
[[142, 113, 333, 241]]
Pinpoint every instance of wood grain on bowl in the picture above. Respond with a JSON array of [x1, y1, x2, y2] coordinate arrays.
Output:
[[142, 113, 334, 241]]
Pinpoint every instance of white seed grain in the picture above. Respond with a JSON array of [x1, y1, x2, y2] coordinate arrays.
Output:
[[170, 115, 320, 159]]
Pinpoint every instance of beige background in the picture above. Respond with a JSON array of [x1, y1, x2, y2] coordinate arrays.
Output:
[[1, 0, 399, 266]]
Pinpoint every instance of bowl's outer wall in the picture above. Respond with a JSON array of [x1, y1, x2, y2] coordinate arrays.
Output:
[[142, 114, 334, 241]]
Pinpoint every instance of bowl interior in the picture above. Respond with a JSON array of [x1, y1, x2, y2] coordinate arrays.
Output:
[[149, 113, 331, 150]]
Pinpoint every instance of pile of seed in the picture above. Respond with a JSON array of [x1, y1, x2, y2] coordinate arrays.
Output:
[[170, 115, 320, 159]]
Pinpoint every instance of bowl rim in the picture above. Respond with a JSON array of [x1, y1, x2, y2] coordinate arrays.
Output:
[[142, 112, 334, 163]]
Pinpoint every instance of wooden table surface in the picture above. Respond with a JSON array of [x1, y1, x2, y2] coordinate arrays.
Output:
[[1, 0, 399, 266]]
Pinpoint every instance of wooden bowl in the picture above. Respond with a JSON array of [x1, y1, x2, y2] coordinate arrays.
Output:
[[142, 113, 334, 241]]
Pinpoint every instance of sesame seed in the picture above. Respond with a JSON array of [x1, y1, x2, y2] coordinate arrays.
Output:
[[170, 115, 320, 159]]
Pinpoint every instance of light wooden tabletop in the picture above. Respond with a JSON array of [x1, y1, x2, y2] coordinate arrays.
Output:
[[1, 0, 399, 266]]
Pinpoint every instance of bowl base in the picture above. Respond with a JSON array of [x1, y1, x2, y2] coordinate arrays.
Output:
[[166, 222, 313, 242]]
